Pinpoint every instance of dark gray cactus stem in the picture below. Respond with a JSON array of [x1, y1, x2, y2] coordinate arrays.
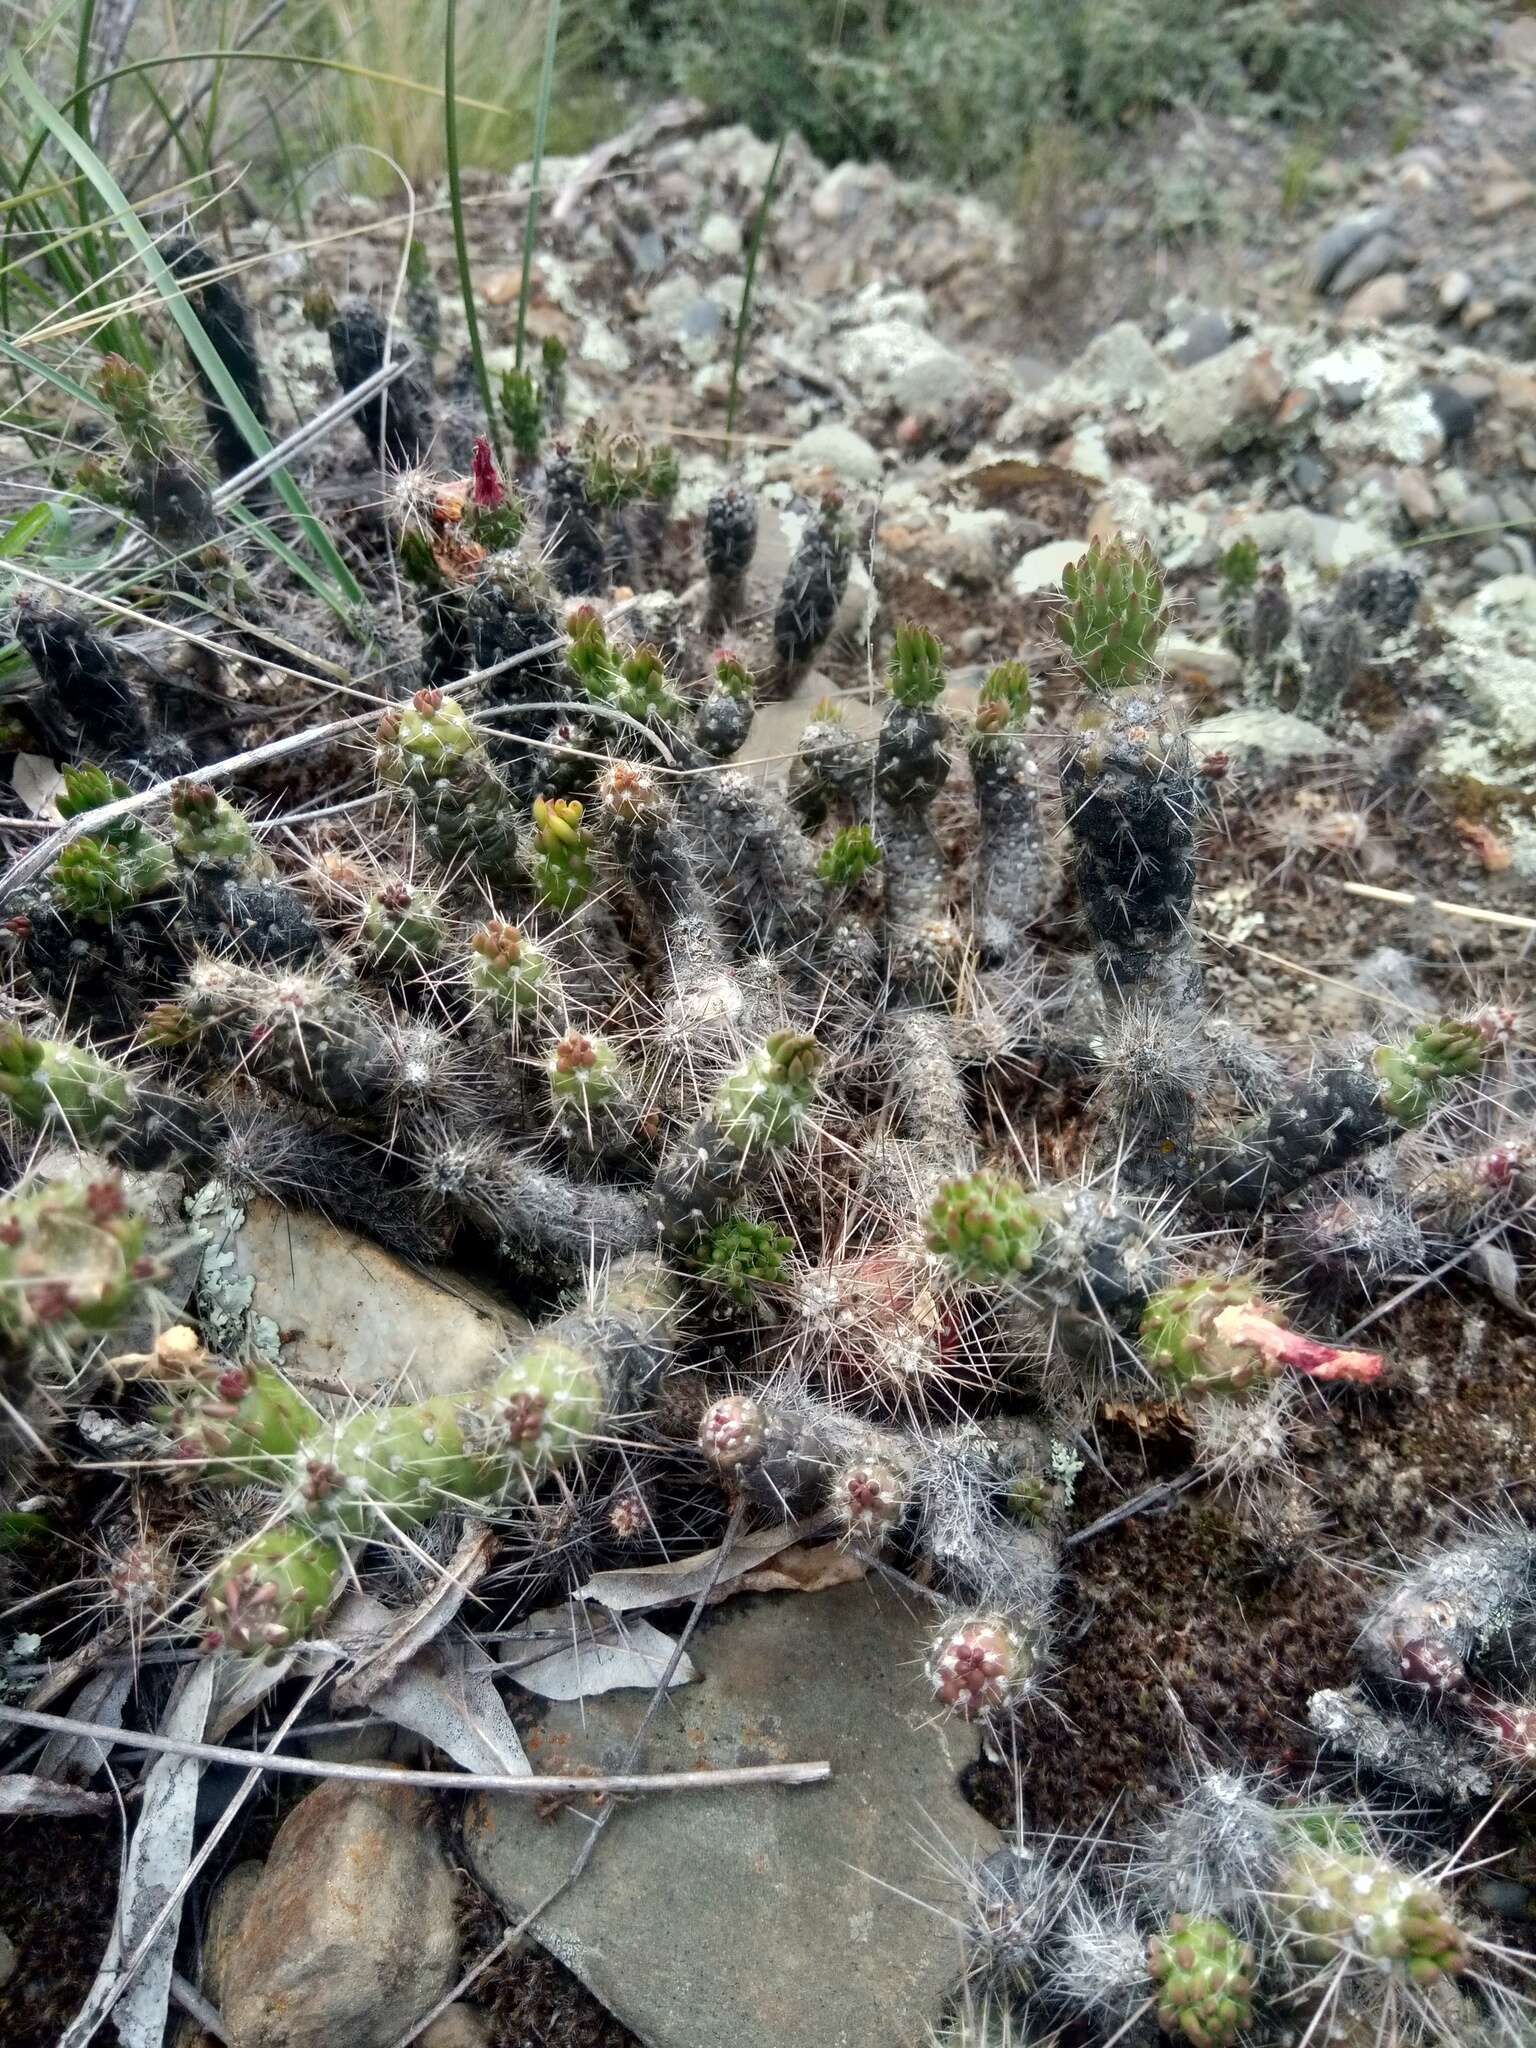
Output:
[[422, 1130, 649, 1272], [877, 800, 955, 1002], [181, 875, 326, 968], [328, 302, 436, 468], [770, 497, 853, 693], [544, 450, 607, 596], [12, 601, 152, 769], [971, 732, 1043, 970], [1186, 1063, 1397, 1215], [874, 1009, 972, 1202], [165, 236, 272, 484], [650, 1119, 752, 1247], [693, 687, 754, 762], [702, 480, 758, 633], [678, 772, 824, 963]]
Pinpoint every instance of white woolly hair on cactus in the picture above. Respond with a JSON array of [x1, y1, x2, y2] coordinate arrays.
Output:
[[1187, 1375, 1301, 1505]]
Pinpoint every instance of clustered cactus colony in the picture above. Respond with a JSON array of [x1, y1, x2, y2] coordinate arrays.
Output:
[[2, 258, 1526, 2047]]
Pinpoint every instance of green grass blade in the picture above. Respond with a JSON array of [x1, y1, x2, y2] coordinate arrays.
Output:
[[445, 0, 499, 458], [0, 504, 53, 558], [8, 53, 363, 617], [725, 133, 785, 458], [0, 331, 104, 410], [515, 0, 561, 374]]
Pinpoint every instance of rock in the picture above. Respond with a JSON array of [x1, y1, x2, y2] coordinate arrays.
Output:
[[1426, 383, 1480, 445], [1161, 634, 1241, 689], [834, 319, 979, 411], [222, 1776, 459, 2048], [1518, 433, 1536, 475], [1307, 342, 1387, 411], [1342, 273, 1409, 325], [1191, 709, 1340, 774], [1498, 366, 1536, 418], [809, 161, 880, 226], [1164, 310, 1235, 368], [1475, 544, 1524, 581], [1496, 17, 1536, 64], [1330, 233, 1404, 300], [1010, 537, 1088, 597], [1461, 297, 1497, 332], [680, 298, 725, 341], [789, 423, 883, 485], [1045, 319, 1171, 412], [418, 2008, 493, 2048], [465, 1581, 996, 2048], [697, 211, 743, 260], [1155, 338, 1284, 458], [1396, 467, 1440, 529], [1474, 178, 1535, 222], [201, 1862, 264, 2010], [1310, 208, 1395, 293], [1437, 269, 1473, 317], [229, 1200, 530, 1399]]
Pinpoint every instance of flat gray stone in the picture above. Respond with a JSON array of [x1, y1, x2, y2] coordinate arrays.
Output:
[[790, 422, 884, 485], [465, 1580, 995, 2048], [1310, 207, 1395, 293], [1327, 230, 1402, 300], [1192, 708, 1339, 773]]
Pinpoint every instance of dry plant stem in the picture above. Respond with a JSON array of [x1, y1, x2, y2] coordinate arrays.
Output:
[[1338, 879, 1536, 935], [0, 1705, 827, 1796], [171, 1970, 229, 2045], [1063, 1468, 1206, 1550]]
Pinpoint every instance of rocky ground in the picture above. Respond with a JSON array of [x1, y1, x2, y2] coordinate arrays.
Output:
[[5, 25, 1536, 2048]]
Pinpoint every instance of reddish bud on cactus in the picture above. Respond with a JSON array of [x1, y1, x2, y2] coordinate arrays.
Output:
[[698, 1393, 767, 1472], [1465, 1693, 1536, 1769], [832, 1459, 908, 1542], [471, 437, 504, 507], [927, 1614, 1035, 1720]]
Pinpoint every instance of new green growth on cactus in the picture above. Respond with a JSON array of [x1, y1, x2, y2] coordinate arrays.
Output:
[[714, 1031, 823, 1151], [889, 622, 946, 707], [925, 1171, 1047, 1285], [529, 796, 595, 913], [1374, 1017, 1490, 1126], [158, 1327, 319, 1484], [547, 1031, 623, 1113], [484, 1338, 604, 1479], [295, 1394, 497, 1539], [362, 880, 445, 971], [695, 1216, 792, 1304], [202, 1525, 347, 1660], [1147, 1916, 1254, 2048], [1276, 1840, 1468, 1985], [0, 1175, 161, 1351], [1219, 538, 1261, 594], [467, 920, 553, 1022], [0, 1027, 133, 1145], [1056, 535, 1169, 689], [52, 765, 173, 920], [378, 688, 481, 791], [818, 824, 882, 889], [170, 782, 261, 873], [973, 660, 1031, 740], [712, 651, 753, 699]]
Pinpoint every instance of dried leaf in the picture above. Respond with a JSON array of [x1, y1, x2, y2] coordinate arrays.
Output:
[[62, 1656, 217, 2048], [1455, 817, 1513, 872], [578, 1521, 816, 1615], [734, 1542, 868, 1596], [505, 1604, 698, 1700], [961, 457, 1076, 503], [1480, 1241, 1531, 1320], [0, 1772, 112, 1815], [37, 1666, 132, 1782], [367, 1634, 530, 1778], [338, 1522, 496, 1706]]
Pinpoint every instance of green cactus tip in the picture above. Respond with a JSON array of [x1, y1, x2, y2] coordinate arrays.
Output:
[[362, 879, 444, 970], [817, 824, 882, 890], [1056, 534, 1168, 690], [974, 660, 1032, 741], [0, 1027, 133, 1144], [1374, 1016, 1491, 1126], [1147, 1915, 1255, 2048], [712, 650, 754, 699], [468, 919, 551, 1021], [924, 1170, 1046, 1285], [713, 1032, 823, 1151], [1140, 1274, 1384, 1395], [201, 1525, 346, 1660], [888, 621, 946, 708], [1278, 1844, 1467, 1985], [529, 795, 595, 913], [486, 1339, 604, 1478], [547, 1030, 622, 1112], [695, 1216, 792, 1304], [169, 781, 260, 872]]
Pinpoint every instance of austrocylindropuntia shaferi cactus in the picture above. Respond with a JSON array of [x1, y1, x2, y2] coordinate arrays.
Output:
[[0, 1174, 162, 1353], [698, 1392, 769, 1473], [467, 919, 555, 1023], [528, 796, 595, 913], [201, 1526, 347, 1660], [927, 1612, 1039, 1720], [1139, 1275, 1383, 1395], [1275, 1833, 1468, 1987], [925, 1171, 1047, 1284], [1056, 534, 1169, 690], [1146, 1916, 1255, 2048], [154, 1326, 318, 1483], [485, 1339, 604, 1479], [0, 1025, 134, 1147]]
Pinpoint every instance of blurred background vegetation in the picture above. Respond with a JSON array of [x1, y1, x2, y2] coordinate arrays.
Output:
[[5, 0, 1497, 213]]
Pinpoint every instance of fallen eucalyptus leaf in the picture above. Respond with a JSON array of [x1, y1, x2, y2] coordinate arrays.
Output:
[[578, 1520, 815, 1615], [0, 1771, 113, 1815], [369, 1634, 530, 1778], [505, 1604, 698, 1700], [37, 1666, 132, 1782]]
